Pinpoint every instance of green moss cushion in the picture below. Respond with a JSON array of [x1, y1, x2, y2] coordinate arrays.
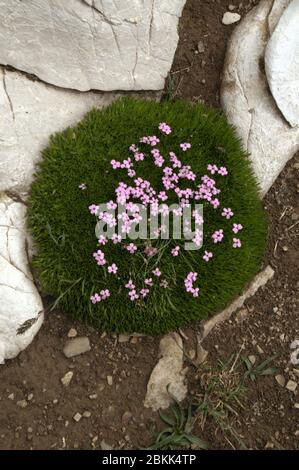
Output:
[[27, 98, 266, 334]]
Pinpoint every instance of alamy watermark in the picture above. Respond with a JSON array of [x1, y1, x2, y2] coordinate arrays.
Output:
[[94, 202, 204, 251]]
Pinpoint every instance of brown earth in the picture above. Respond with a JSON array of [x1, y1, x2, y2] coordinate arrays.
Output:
[[0, 0, 298, 451]]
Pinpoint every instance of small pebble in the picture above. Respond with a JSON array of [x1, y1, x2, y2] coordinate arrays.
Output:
[[222, 12, 241, 25], [67, 328, 77, 338], [286, 380, 297, 392], [73, 413, 82, 422]]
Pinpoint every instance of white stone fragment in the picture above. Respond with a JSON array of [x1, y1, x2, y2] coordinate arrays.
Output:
[[144, 333, 187, 411], [0, 0, 186, 92], [0, 68, 119, 195], [221, 0, 299, 196], [265, 0, 299, 127], [222, 12, 241, 25], [0, 195, 44, 364]]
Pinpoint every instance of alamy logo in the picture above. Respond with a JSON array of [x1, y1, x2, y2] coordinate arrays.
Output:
[[94, 202, 204, 251]]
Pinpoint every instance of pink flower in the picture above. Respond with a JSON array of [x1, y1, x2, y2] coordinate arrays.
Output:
[[100, 289, 110, 299], [171, 246, 180, 257], [211, 198, 220, 209], [79, 183, 87, 190], [90, 293, 101, 304], [108, 263, 118, 274], [180, 142, 191, 151], [134, 152, 144, 161], [89, 204, 99, 215], [107, 200, 117, 210], [125, 279, 135, 290], [222, 207, 234, 219], [232, 223, 243, 234], [129, 144, 138, 152], [93, 249, 106, 266], [212, 229, 224, 244], [184, 272, 199, 297], [98, 235, 108, 245], [112, 233, 122, 244], [203, 250, 213, 262], [128, 289, 139, 301], [207, 164, 218, 175], [152, 268, 161, 277], [125, 243, 137, 254], [158, 191, 168, 201], [140, 288, 150, 298], [111, 159, 121, 169], [159, 122, 172, 135], [218, 166, 228, 176], [233, 238, 241, 248], [144, 278, 153, 286]]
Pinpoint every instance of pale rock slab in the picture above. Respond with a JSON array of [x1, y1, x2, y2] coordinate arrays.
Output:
[[267, 0, 291, 34], [0, 68, 119, 194], [0, 195, 44, 364], [0, 0, 186, 92], [265, 0, 299, 127], [144, 332, 187, 411], [221, 0, 299, 196]]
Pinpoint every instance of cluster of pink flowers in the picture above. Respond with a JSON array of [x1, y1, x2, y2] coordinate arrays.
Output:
[[93, 249, 106, 266], [159, 122, 172, 135], [184, 272, 199, 297], [90, 289, 110, 304], [87, 121, 244, 303]]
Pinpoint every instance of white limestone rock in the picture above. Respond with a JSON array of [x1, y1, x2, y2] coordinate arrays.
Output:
[[222, 12, 241, 25], [267, 0, 290, 34], [265, 0, 299, 127], [221, 0, 299, 196], [0, 196, 44, 364], [0, 68, 119, 194], [144, 333, 187, 411], [0, 0, 186, 92]]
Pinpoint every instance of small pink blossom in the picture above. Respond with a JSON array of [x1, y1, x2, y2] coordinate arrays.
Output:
[[100, 289, 110, 299], [152, 268, 161, 277], [144, 278, 153, 286], [233, 238, 241, 248], [171, 246, 180, 257], [90, 293, 101, 304], [89, 204, 99, 215], [212, 229, 224, 244], [232, 223, 243, 234], [111, 159, 121, 169], [134, 152, 144, 162], [159, 122, 172, 135], [108, 263, 118, 274], [203, 250, 213, 262], [180, 142, 191, 151], [112, 233, 122, 244], [129, 144, 138, 152], [207, 164, 218, 174], [222, 207, 234, 219], [211, 198, 220, 209], [125, 243, 137, 254], [98, 235, 108, 245], [93, 249, 106, 266], [125, 279, 135, 290], [107, 200, 117, 210], [140, 288, 150, 298], [128, 289, 139, 301], [218, 166, 228, 176]]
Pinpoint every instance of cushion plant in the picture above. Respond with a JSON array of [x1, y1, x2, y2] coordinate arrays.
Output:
[[27, 98, 266, 335]]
